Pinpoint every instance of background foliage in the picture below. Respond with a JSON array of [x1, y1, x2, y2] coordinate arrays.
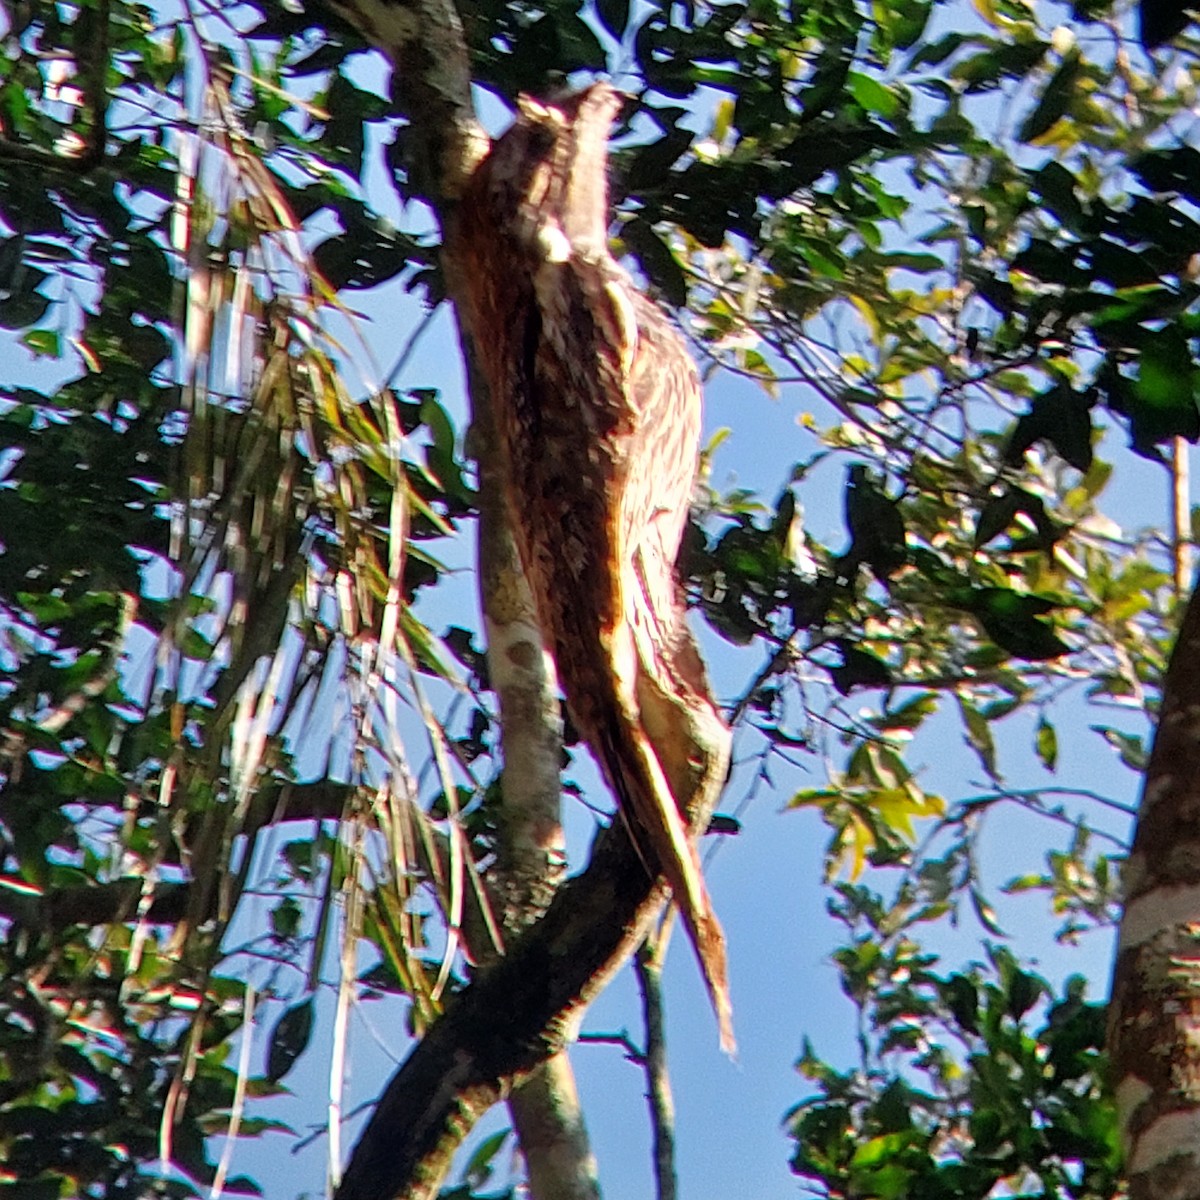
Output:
[[0, 0, 1194, 1193]]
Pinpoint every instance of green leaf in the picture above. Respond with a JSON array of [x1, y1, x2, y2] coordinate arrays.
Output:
[[968, 588, 1069, 661], [595, 0, 630, 38], [620, 217, 688, 309], [907, 31, 968, 69], [844, 464, 907, 578], [1019, 49, 1082, 142], [1006, 966, 1042, 1019], [883, 0, 932, 49], [0, 288, 51, 330], [20, 329, 59, 358], [1140, 0, 1196, 50], [1029, 160, 1088, 232], [879, 250, 944, 273], [270, 896, 302, 941], [1036, 716, 1058, 772], [951, 40, 1047, 92], [266, 998, 315, 1083], [462, 1129, 510, 1189], [958, 698, 998, 778], [970, 887, 1006, 936], [1004, 385, 1094, 472], [830, 641, 892, 695], [974, 491, 1022, 549], [1091, 725, 1148, 770], [1101, 349, 1200, 451], [873, 692, 938, 732], [1134, 326, 1196, 414], [846, 72, 899, 118], [1088, 237, 1162, 287], [942, 974, 980, 1033], [1133, 145, 1200, 203]]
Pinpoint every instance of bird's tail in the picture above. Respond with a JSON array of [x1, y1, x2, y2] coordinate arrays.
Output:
[[595, 715, 735, 1054]]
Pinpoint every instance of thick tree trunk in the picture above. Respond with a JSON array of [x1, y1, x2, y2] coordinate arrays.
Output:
[[1110, 578, 1200, 1200]]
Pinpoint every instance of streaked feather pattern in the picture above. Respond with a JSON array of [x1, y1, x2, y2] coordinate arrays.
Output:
[[457, 82, 734, 1051]]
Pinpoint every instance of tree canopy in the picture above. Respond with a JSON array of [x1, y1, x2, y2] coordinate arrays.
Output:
[[0, 0, 1198, 1196]]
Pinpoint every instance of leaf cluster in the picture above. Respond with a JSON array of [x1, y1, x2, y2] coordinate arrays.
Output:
[[790, 886, 1120, 1200]]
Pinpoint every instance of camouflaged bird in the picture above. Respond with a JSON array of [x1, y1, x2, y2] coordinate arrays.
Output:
[[456, 82, 734, 1050]]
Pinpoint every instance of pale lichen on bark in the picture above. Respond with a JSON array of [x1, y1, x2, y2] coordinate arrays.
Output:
[[473, 350, 597, 1200]]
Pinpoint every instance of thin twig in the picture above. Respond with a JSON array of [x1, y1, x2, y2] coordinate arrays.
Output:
[[1172, 436, 1191, 597], [577, 1029, 644, 1062], [210, 985, 256, 1200], [385, 305, 439, 388], [953, 784, 1138, 821], [635, 936, 677, 1200]]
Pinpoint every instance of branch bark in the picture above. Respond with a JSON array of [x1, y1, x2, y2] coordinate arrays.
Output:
[[322, 0, 486, 210], [333, 820, 667, 1200], [334, 680, 726, 1200], [507, 1056, 600, 1200], [1110, 578, 1200, 1200]]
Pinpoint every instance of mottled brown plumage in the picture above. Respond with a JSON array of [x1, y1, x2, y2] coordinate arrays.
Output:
[[457, 82, 733, 1050]]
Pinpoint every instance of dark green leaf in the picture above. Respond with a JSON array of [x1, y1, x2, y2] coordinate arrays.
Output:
[[1141, 0, 1195, 47], [830, 641, 892, 695], [968, 588, 1068, 660], [266, 998, 315, 1083], [1004, 385, 1094, 472], [970, 888, 1006, 936], [463, 1129, 510, 1189], [620, 217, 687, 308], [1035, 715, 1058, 772], [974, 491, 1022, 549], [595, 0, 630, 39], [844, 465, 907, 578], [943, 974, 980, 1034], [1133, 145, 1200, 202], [1019, 49, 1082, 142]]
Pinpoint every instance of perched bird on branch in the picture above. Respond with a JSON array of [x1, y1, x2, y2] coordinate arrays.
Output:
[[456, 82, 734, 1050]]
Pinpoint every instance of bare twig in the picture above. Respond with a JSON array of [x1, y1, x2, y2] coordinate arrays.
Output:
[[1172, 435, 1191, 596], [635, 935, 677, 1200]]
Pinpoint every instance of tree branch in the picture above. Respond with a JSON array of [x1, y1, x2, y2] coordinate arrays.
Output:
[[507, 1055, 600, 1200], [320, 0, 486, 208], [472, 344, 601, 1199], [334, 821, 669, 1200]]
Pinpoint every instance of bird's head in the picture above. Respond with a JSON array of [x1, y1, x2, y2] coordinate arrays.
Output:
[[472, 82, 625, 261]]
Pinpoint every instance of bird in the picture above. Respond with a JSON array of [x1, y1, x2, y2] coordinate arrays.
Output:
[[454, 81, 734, 1051]]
